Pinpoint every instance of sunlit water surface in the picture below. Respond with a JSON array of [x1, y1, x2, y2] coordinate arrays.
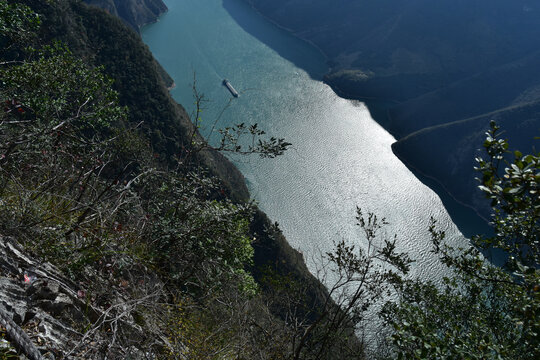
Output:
[[142, 0, 468, 287]]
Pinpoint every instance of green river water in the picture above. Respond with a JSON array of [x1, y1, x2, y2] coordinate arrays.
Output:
[[142, 0, 474, 283]]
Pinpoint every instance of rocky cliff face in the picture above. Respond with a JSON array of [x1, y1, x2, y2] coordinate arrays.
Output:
[[84, 0, 167, 32]]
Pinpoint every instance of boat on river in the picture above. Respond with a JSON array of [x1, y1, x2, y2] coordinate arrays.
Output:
[[222, 79, 239, 97]]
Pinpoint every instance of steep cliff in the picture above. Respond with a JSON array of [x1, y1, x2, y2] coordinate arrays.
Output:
[[83, 0, 174, 87], [1, 1, 334, 357], [30, 0, 248, 201]]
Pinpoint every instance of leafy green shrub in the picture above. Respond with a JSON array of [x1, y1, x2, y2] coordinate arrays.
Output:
[[381, 122, 539, 359], [138, 171, 256, 294]]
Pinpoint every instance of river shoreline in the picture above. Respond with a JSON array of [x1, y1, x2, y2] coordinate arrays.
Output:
[[143, 0, 469, 295], [233, 0, 491, 239]]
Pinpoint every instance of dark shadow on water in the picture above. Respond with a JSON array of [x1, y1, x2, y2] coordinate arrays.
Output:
[[222, 0, 328, 80], [402, 162, 509, 266], [402, 159, 494, 237]]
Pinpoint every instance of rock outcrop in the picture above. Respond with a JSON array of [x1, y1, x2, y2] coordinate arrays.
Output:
[[0, 236, 163, 359]]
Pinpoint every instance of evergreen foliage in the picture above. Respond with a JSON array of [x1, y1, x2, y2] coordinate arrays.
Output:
[[380, 122, 539, 359]]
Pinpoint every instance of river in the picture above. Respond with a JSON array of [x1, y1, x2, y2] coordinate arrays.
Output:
[[141, 0, 470, 282]]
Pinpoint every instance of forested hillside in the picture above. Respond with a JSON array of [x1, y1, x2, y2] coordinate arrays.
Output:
[[0, 0, 351, 358]]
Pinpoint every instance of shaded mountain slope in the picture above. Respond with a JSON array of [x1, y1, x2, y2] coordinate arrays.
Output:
[[393, 100, 540, 219], [241, 0, 540, 223], [245, 0, 540, 84], [389, 50, 540, 138], [84, 0, 167, 32]]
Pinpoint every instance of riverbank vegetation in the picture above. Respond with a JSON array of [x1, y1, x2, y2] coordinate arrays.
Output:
[[382, 122, 539, 358], [1, 0, 538, 359]]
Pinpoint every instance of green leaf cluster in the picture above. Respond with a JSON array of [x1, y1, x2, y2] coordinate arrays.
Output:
[[0, 0, 40, 50], [138, 171, 256, 294], [381, 122, 539, 359]]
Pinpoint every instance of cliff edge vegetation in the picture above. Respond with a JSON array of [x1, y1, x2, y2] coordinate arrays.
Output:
[[0, 0, 362, 358], [1, 2, 538, 359]]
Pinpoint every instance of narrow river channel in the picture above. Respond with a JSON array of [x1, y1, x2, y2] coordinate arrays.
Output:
[[142, 0, 469, 282]]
